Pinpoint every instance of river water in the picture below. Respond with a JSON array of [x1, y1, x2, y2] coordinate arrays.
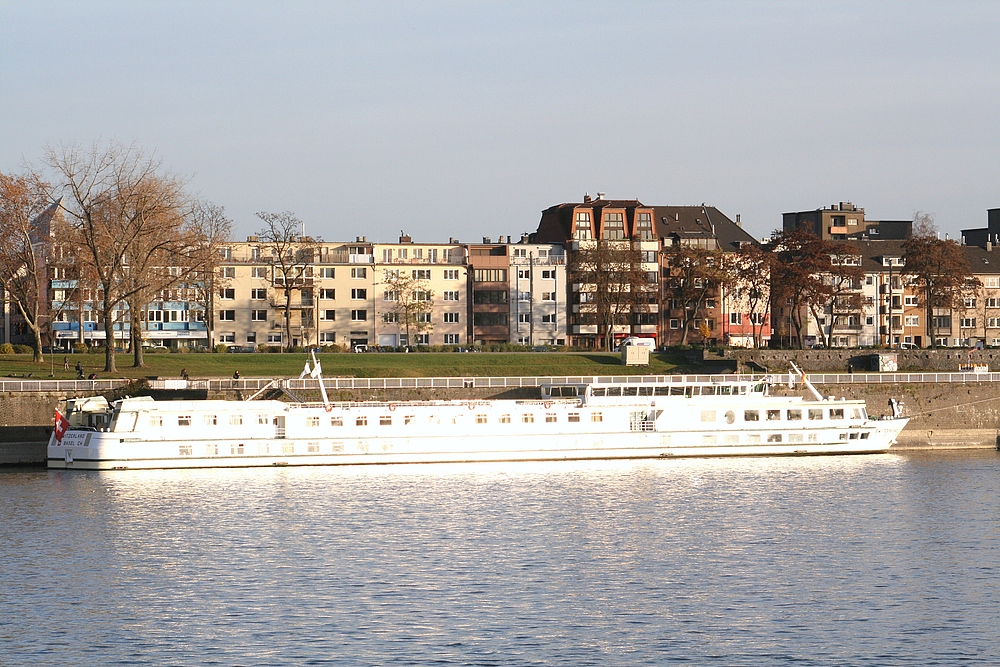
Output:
[[2, 451, 999, 666]]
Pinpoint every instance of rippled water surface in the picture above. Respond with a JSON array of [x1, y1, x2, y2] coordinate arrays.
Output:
[[2, 451, 999, 666]]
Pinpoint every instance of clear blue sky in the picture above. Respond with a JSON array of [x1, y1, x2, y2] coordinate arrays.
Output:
[[2, 1, 998, 243]]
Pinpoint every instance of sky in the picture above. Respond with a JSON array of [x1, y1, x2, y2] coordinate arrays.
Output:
[[2, 1, 999, 244]]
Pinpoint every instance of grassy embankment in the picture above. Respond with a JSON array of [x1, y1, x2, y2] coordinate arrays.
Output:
[[0, 351, 689, 380]]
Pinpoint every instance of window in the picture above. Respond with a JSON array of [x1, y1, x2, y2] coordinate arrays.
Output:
[[267, 333, 282, 343], [476, 414, 488, 424], [320, 310, 336, 321], [380, 415, 392, 426], [251, 310, 267, 321], [251, 267, 268, 279], [251, 288, 267, 300], [904, 295, 920, 306], [412, 269, 431, 280], [221, 266, 235, 278], [416, 312, 431, 323], [829, 409, 844, 420], [787, 409, 802, 420], [219, 310, 235, 321], [766, 409, 781, 421], [383, 290, 399, 302], [320, 288, 335, 300], [522, 413, 534, 423], [351, 267, 367, 279], [499, 414, 511, 424], [904, 315, 920, 327], [443, 291, 460, 301], [320, 267, 335, 278], [808, 409, 823, 420], [356, 416, 367, 426], [701, 410, 716, 422], [961, 317, 976, 328], [219, 332, 235, 343], [635, 212, 653, 240], [443, 269, 459, 280], [541, 313, 556, 324], [474, 269, 507, 282], [178, 415, 192, 426], [320, 332, 336, 343], [473, 290, 507, 304], [414, 334, 429, 345], [518, 269, 530, 280], [669, 319, 680, 330], [383, 312, 399, 323], [443, 312, 459, 323], [351, 310, 367, 321], [541, 270, 555, 280], [729, 313, 743, 325], [541, 292, 556, 302], [744, 410, 759, 421], [473, 312, 508, 326], [574, 211, 592, 240], [546, 413, 557, 423], [519, 313, 531, 323], [414, 290, 431, 302], [444, 333, 460, 344], [964, 298, 977, 308], [351, 289, 367, 300], [591, 412, 603, 422], [219, 288, 234, 300], [602, 212, 625, 239]]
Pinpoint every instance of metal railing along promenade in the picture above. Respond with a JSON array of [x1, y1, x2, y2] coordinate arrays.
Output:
[[3, 372, 1000, 394]]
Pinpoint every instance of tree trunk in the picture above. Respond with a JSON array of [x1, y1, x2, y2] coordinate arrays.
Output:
[[131, 310, 145, 368], [284, 291, 293, 351], [103, 305, 117, 373], [31, 325, 43, 363]]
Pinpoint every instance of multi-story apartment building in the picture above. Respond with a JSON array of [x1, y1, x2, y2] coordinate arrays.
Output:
[[783, 202, 911, 241], [509, 240, 567, 347]]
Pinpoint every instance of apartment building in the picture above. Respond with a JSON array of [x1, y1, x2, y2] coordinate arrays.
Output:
[[509, 240, 567, 347], [783, 202, 911, 241]]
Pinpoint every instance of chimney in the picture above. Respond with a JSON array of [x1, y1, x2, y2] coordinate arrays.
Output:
[[399, 231, 412, 244], [735, 214, 741, 228], [521, 233, 530, 244], [247, 235, 258, 242], [583, 193, 592, 203], [596, 192, 605, 200], [988, 241, 993, 252], [483, 237, 491, 243], [356, 236, 366, 243]]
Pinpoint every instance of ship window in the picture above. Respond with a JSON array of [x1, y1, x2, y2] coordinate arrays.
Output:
[[331, 444, 344, 453], [789, 434, 804, 443], [830, 409, 845, 420], [767, 434, 782, 443], [654, 387, 669, 396], [861, 432, 870, 439], [568, 412, 580, 423], [744, 410, 759, 421], [499, 414, 511, 424], [808, 433, 818, 442], [685, 387, 694, 397], [179, 445, 193, 456], [404, 415, 415, 425], [670, 386, 685, 396], [546, 413, 557, 423], [282, 443, 294, 454], [232, 443, 244, 455], [623, 387, 638, 396], [259, 443, 270, 455], [204, 415, 217, 426], [839, 432, 848, 441], [178, 415, 192, 426], [356, 416, 367, 426], [307, 443, 320, 452], [606, 387, 622, 397], [230, 414, 242, 426], [331, 416, 343, 427], [206, 443, 218, 455], [592, 412, 603, 422], [767, 410, 781, 421], [702, 386, 716, 396], [702, 434, 718, 445], [724, 411, 735, 424], [739, 386, 747, 395], [701, 410, 716, 422], [638, 386, 653, 396], [476, 414, 487, 424], [747, 434, 761, 443], [808, 409, 824, 420], [787, 410, 802, 420], [724, 434, 739, 444], [849, 432, 859, 439], [522, 413, 534, 423], [719, 386, 732, 395], [380, 416, 392, 426], [852, 408, 863, 419], [591, 388, 606, 397], [259, 414, 269, 425], [149, 416, 162, 427], [307, 416, 320, 427]]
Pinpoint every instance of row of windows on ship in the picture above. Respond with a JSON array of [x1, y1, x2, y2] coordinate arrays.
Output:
[[576, 384, 766, 398], [148, 405, 861, 429]]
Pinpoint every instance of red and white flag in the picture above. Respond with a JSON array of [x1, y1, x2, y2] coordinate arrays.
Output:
[[54, 408, 70, 444]]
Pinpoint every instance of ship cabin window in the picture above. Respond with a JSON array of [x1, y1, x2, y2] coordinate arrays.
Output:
[[670, 386, 685, 396], [702, 434, 718, 445], [724, 411, 736, 424], [591, 412, 603, 422], [331, 416, 343, 427], [701, 386, 716, 396], [638, 386, 653, 396], [568, 412, 581, 423], [230, 415, 242, 426], [308, 443, 320, 452], [206, 443, 219, 455], [149, 416, 163, 427], [655, 387, 669, 396], [404, 415, 415, 425], [849, 432, 859, 439], [606, 387, 622, 397], [724, 434, 739, 444], [622, 387, 638, 397], [839, 432, 848, 441], [546, 413, 557, 423], [178, 415, 192, 426], [753, 384, 765, 393], [861, 432, 870, 439], [744, 410, 759, 421], [808, 409, 823, 420], [718, 386, 732, 396], [204, 415, 217, 426], [476, 414, 487, 424], [356, 416, 367, 427], [789, 434, 804, 443], [305, 416, 319, 427], [499, 414, 511, 423], [523, 414, 534, 423], [787, 410, 802, 420], [591, 388, 606, 397], [258, 414, 269, 425], [852, 408, 864, 419], [380, 416, 392, 426], [685, 387, 694, 397], [232, 443, 244, 455], [767, 410, 781, 421], [179, 445, 193, 456], [829, 408, 845, 420], [550, 386, 578, 397], [808, 433, 818, 442], [701, 410, 716, 422], [747, 434, 761, 443], [767, 434, 782, 443], [282, 443, 294, 454]]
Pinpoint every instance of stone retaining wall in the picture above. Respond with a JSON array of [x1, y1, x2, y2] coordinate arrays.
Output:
[[731, 348, 1000, 373]]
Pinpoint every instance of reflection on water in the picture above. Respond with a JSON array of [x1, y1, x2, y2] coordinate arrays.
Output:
[[2, 451, 998, 666]]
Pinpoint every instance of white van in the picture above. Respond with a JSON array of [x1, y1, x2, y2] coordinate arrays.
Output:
[[617, 337, 656, 351]]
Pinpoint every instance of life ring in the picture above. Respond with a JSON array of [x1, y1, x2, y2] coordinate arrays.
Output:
[[389, 402, 397, 411], [544, 401, 552, 409], [324, 404, 333, 413], [467, 402, 476, 410]]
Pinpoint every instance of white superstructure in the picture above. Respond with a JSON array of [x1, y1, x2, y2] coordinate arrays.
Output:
[[48, 371, 908, 471]]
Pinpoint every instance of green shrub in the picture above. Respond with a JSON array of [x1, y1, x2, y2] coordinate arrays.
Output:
[[0, 343, 14, 355], [214, 344, 228, 354], [12, 344, 33, 354], [72, 343, 88, 354]]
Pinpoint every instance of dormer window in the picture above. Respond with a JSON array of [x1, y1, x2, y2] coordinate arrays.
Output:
[[603, 212, 625, 240], [635, 212, 654, 240]]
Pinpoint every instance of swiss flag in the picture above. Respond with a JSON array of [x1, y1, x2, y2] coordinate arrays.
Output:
[[54, 408, 70, 444]]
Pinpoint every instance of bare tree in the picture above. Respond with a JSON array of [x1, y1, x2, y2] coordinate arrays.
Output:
[[255, 211, 318, 350], [0, 171, 52, 361], [44, 141, 190, 372], [380, 270, 434, 348], [912, 211, 937, 239], [903, 233, 979, 348], [662, 243, 730, 346], [568, 240, 650, 350], [186, 200, 233, 350], [728, 243, 772, 348]]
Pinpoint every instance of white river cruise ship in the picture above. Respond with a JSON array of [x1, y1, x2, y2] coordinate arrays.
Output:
[[48, 362, 908, 471]]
